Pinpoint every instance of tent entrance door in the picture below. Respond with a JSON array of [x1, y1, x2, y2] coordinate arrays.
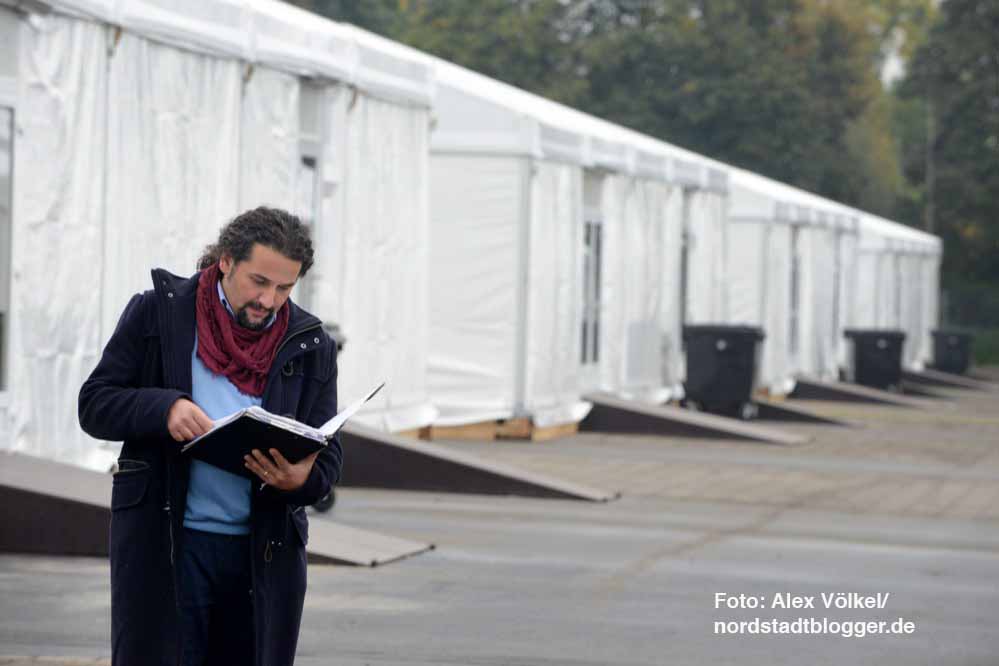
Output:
[[580, 208, 603, 392], [789, 224, 802, 371]]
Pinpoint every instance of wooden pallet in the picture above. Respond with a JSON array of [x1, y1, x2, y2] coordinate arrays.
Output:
[[754, 387, 787, 402], [421, 417, 579, 442], [422, 421, 498, 441]]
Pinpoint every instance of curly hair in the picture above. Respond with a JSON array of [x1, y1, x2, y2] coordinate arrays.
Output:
[[198, 207, 314, 277]]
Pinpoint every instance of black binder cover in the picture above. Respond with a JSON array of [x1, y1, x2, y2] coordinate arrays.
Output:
[[183, 417, 327, 480]]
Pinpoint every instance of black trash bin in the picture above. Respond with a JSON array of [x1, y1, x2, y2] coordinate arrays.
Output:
[[932, 330, 974, 375], [843, 329, 906, 390], [683, 325, 765, 418]]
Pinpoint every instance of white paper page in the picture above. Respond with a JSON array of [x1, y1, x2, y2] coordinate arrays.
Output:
[[182, 407, 254, 450], [319, 382, 386, 438]]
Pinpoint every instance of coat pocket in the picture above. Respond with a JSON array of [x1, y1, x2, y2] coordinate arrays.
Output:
[[289, 506, 309, 546], [111, 460, 150, 511]]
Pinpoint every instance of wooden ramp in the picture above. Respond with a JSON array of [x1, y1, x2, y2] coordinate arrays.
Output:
[[790, 379, 940, 409], [339, 424, 618, 502], [753, 399, 854, 427], [899, 381, 952, 400], [307, 520, 432, 567], [580, 393, 809, 445], [903, 368, 999, 392], [0, 452, 431, 567]]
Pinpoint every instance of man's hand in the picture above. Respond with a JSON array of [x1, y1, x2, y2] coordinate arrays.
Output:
[[166, 399, 214, 442], [244, 449, 320, 492]]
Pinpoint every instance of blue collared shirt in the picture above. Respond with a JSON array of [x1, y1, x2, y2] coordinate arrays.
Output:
[[182, 281, 275, 535]]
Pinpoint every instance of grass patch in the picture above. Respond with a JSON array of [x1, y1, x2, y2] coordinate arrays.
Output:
[[970, 328, 999, 365]]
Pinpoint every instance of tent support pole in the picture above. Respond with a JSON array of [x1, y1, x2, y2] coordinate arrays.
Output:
[[512, 157, 533, 417]]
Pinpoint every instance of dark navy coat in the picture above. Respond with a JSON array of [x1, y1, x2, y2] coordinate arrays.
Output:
[[79, 268, 342, 666]]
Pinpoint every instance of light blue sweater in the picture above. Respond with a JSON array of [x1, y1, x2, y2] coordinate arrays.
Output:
[[183, 282, 274, 535]]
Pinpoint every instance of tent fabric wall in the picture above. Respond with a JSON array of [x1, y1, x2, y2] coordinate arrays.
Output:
[[33, 0, 431, 108], [855, 214, 942, 370], [656, 182, 686, 395], [239, 67, 300, 211], [900, 253, 925, 368], [3, 15, 111, 470], [726, 216, 794, 396], [101, 32, 242, 345], [854, 252, 880, 329], [597, 174, 673, 401], [836, 230, 859, 368], [325, 92, 436, 432], [761, 223, 794, 394], [801, 225, 839, 380], [426, 155, 523, 426], [725, 221, 766, 329], [524, 160, 589, 427], [728, 170, 867, 392], [921, 254, 940, 364], [684, 189, 728, 325]]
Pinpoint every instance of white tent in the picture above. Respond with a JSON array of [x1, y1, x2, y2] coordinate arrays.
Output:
[[426, 58, 725, 427], [854, 213, 941, 369], [726, 169, 859, 395], [0, 0, 437, 472]]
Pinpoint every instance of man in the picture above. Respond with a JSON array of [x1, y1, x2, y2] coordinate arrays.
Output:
[[79, 207, 342, 666]]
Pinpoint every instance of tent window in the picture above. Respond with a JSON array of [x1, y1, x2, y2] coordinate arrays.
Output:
[[296, 82, 322, 311], [679, 207, 692, 343], [831, 231, 843, 340], [581, 218, 602, 365], [895, 254, 905, 328], [789, 226, 801, 357], [0, 108, 12, 391]]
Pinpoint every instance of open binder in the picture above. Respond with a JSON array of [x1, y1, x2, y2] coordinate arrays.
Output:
[[181, 382, 385, 479]]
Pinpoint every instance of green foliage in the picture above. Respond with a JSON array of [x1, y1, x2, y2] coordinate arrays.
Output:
[[970, 328, 999, 366], [394, 0, 590, 104], [283, 0, 404, 34], [900, 0, 999, 288]]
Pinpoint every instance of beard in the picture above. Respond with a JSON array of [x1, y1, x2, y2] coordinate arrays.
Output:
[[236, 303, 273, 331]]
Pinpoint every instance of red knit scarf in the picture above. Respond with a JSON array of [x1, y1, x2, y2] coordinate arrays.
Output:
[[195, 264, 290, 396]]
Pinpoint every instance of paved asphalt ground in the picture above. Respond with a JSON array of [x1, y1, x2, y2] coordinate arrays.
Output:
[[2, 377, 998, 665]]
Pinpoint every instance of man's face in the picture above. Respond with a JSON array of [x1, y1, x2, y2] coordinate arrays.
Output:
[[219, 244, 302, 331]]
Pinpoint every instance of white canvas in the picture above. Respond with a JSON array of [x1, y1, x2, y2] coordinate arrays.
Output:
[[4, 15, 111, 470]]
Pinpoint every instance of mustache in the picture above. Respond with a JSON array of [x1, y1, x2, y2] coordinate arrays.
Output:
[[242, 302, 273, 316]]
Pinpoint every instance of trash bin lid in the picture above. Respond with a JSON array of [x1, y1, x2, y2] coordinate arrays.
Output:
[[932, 329, 973, 342], [683, 324, 765, 340], [843, 328, 906, 341]]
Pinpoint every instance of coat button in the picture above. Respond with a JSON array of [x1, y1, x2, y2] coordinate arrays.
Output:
[[167, 292, 174, 298], [300, 342, 307, 349], [314, 337, 320, 344]]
